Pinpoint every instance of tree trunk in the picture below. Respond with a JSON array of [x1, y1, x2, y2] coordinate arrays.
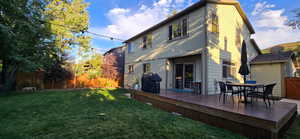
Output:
[[2, 59, 18, 91], [1, 59, 7, 84]]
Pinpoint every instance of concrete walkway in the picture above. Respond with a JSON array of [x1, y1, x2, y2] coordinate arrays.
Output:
[[281, 98, 300, 114]]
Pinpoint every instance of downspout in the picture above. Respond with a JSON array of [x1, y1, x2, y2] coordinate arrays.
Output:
[[165, 60, 168, 90]]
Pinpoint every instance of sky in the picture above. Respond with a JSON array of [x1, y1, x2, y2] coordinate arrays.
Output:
[[85, 0, 300, 53]]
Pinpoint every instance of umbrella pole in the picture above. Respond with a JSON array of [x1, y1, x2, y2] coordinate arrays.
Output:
[[243, 76, 246, 83]]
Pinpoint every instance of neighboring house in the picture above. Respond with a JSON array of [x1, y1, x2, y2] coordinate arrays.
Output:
[[124, 0, 261, 94], [250, 51, 296, 97], [102, 46, 125, 87]]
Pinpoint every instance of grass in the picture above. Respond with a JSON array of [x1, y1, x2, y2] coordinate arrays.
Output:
[[0, 89, 298, 139]]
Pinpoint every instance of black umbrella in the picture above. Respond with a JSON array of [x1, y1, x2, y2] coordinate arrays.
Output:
[[239, 40, 250, 83]]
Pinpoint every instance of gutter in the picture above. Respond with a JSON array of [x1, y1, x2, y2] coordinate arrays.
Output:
[[250, 60, 289, 65]]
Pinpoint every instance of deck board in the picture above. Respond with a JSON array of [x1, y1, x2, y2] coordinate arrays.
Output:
[[130, 89, 297, 139]]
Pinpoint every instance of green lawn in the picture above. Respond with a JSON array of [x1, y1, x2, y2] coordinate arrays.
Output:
[[0, 89, 298, 139]]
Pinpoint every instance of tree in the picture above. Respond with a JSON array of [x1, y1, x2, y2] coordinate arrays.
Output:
[[0, 0, 54, 90], [0, 0, 91, 91], [44, 53, 73, 88], [287, 8, 300, 30], [73, 51, 103, 79], [44, 0, 91, 52]]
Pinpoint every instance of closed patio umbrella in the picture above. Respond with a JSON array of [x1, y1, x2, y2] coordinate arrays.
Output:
[[239, 40, 250, 83]]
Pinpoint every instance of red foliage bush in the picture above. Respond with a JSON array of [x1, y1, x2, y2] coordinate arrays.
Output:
[[69, 74, 119, 88]]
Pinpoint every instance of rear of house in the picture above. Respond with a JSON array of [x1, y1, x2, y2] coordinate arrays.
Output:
[[124, 0, 261, 94]]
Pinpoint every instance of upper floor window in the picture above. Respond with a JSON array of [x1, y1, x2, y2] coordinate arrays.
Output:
[[128, 65, 134, 73], [212, 13, 219, 33], [143, 63, 151, 73], [222, 60, 236, 78], [142, 34, 152, 49], [168, 17, 188, 40], [128, 42, 133, 53]]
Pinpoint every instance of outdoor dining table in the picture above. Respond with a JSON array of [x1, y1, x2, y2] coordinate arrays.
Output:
[[226, 83, 264, 104]]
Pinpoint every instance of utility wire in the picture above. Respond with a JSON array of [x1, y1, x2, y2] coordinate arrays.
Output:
[[39, 20, 125, 42]]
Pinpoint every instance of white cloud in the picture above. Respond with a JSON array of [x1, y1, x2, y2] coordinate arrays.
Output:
[[175, 0, 185, 4], [251, 2, 300, 49], [251, 1, 275, 16], [108, 8, 130, 15], [91, 0, 193, 40], [255, 9, 287, 28], [154, 0, 172, 6]]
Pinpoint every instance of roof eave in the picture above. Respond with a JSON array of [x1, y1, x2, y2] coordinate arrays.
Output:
[[124, 0, 206, 43], [250, 60, 288, 65]]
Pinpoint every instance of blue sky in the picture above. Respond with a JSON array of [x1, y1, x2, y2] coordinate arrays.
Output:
[[85, 0, 300, 53]]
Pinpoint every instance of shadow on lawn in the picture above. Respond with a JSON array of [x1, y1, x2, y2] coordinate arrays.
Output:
[[82, 88, 128, 102]]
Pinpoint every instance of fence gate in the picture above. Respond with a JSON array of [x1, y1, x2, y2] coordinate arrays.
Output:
[[286, 77, 300, 100]]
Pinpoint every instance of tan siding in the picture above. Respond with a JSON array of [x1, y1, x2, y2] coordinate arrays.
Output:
[[124, 59, 167, 89], [124, 7, 207, 89], [125, 7, 206, 64], [251, 64, 282, 97], [124, 2, 259, 93], [205, 4, 259, 94]]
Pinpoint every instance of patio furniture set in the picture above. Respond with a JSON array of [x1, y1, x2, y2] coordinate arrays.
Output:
[[218, 81, 277, 107]]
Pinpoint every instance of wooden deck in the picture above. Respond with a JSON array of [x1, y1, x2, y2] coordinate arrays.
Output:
[[130, 89, 298, 139]]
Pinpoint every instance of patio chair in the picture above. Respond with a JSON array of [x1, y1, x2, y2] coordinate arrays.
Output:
[[247, 83, 276, 107], [218, 81, 242, 103], [226, 81, 243, 102], [218, 81, 227, 103]]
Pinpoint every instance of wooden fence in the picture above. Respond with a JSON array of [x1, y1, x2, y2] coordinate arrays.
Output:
[[285, 77, 300, 100], [16, 72, 120, 90]]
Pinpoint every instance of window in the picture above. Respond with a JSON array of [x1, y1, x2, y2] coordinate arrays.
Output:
[[147, 34, 152, 48], [142, 36, 147, 49], [128, 42, 133, 53], [212, 13, 219, 33], [168, 17, 188, 40], [222, 60, 236, 78], [173, 22, 182, 38], [143, 63, 151, 73], [128, 65, 134, 73], [168, 25, 172, 40], [182, 18, 188, 36], [142, 34, 152, 49]]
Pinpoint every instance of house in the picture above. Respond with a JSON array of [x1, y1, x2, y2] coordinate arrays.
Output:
[[102, 46, 125, 87], [250, 51, 296, 97], [124, 0, 261, 94]]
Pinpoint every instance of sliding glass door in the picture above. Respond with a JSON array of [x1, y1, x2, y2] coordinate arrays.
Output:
[[175, 64, 194, 89]]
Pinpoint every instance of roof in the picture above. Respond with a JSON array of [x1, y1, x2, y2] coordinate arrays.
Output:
[[103, 46, 124, 56], [124, 0, 255, 43], [251, 51, 295, 64]]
